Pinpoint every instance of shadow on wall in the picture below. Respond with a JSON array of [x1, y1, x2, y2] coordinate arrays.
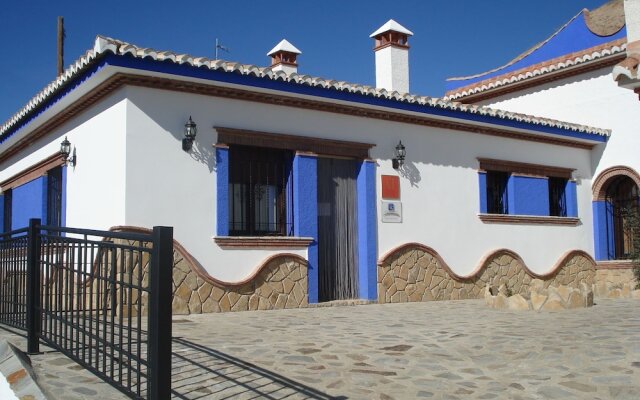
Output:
[[398, 161, 421, 187]]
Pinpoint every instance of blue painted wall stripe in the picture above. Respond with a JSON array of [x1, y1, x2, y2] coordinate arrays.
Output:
[[215, 147, 229, 236], [565, 180, 578, 218], [509, 175, 550, 216], [478, 172, 487, 213], [592, 201, 609, 261], [12, 177, 46, 229], [293, 154, 318, 304], [357, 160, 377, 301]]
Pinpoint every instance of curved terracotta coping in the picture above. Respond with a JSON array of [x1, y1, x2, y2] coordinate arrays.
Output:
[[592, 165, 640, 201], [110, 226, 307, 288], [377, 242, 596, 282]]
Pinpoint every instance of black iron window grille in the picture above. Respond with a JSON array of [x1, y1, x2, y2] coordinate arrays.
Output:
[[46, 167, 63, 229], [486, 171, 509, 214], [548, 177, 568, 217], [229, 145, 293, 236]]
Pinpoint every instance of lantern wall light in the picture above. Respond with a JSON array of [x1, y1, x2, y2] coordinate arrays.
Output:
[[60, 136, 76, 167], [392, 140, 406, 170], [182, 116, 198, 151]]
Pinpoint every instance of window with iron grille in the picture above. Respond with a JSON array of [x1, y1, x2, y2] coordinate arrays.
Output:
[[548, 177, 567, 217], [2, 189, 11, 232], [46, 166, 63, 228], [228, 145, 293, 236], [486, 171, 509, 214]]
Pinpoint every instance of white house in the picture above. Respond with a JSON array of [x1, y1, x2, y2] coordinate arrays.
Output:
[[0, 12, 625, 313], [446, 0, 639, 297]]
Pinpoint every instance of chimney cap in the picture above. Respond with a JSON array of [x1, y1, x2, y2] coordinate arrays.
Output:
[[370, 19, 413, 38], [267, 39, 302, 56]]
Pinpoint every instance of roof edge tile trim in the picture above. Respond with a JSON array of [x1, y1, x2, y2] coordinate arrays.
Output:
[[445, 39, 626, 100], [0, 35, 610, 146]]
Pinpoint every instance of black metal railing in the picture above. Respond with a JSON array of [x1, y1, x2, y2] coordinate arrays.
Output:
[[0, 227, 29, 330], [0, 219, 173, 399]]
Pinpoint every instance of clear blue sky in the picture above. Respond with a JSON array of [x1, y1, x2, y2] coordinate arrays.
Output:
[[1, 0, 609, 123]]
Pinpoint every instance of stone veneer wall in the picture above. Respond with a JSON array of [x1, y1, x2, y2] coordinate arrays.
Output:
[[595, 268, 638, 298], [377, 244, 596, 304], [102, 231, 308, 316], [171, 252, 308, 314]]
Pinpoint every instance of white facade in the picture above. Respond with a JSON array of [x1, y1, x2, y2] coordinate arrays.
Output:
[[480, 67, 640, 180]]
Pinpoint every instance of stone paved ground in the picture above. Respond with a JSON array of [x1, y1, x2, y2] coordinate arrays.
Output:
[[1, 299, 639, 399]]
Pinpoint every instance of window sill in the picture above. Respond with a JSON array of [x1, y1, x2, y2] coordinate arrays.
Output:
[[478, 214, 580, 226], [214, 236, 314, 249]]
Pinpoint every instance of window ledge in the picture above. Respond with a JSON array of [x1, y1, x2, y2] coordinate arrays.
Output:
[[214, 236, 314, 249], [478, 214, 580, 225], [596, 260, 635, 269]]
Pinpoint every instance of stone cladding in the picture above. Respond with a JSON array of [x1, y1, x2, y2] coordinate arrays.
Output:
[[101, 232, 307, 316], [377, 244, 596, 304]]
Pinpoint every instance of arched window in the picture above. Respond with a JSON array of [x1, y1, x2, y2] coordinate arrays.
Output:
[[605, 176, 639, 259]]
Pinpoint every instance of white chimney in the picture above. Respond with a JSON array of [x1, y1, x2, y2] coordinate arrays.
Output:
[[370, 19, 413, 93], [625, 0, 640, 44], [267, 39, 301, 74]]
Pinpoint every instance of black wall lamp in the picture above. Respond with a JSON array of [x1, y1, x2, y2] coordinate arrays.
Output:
[[60, 136, 76, 167], [182, 116, 198, 151], [392, 140, 406, 170]]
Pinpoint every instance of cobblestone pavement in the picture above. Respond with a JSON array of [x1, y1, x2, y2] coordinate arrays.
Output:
[[1, 299, 639, 399]]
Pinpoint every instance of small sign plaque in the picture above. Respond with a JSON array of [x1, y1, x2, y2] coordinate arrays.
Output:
[[381, 201, 402, 223]]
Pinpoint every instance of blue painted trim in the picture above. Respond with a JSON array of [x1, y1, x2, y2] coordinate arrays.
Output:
[[447, 17, 626, 90], [61, 166, 67, 229], [1, 56, 110, 144], [507, 175, 516, 215], [11, 177, 46, 229], [509, 175, 550, 216], [357, 160, 377, 301], [109, 55, 606, 143], [0, 194, 4, 232], [478, 172, 487, 214], [293, 154, 318, 304], [592, 201, 609, 261], [2, 52, 607, 146], [565, 180, 578, 218], [216, 147, 229, 236]]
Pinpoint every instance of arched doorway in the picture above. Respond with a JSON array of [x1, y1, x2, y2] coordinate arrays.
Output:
[[592, 166, 640, 261], [605, 176, 639, 259]]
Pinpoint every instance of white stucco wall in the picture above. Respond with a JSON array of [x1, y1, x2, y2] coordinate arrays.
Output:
[[122, 85, 594, 281], [481, 68, 640, 179], [0, 90, 128, 231]]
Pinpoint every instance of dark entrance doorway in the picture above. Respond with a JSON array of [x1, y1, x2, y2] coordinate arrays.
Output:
[[605, 175, 639, 259], [317, 157, 359, 302]]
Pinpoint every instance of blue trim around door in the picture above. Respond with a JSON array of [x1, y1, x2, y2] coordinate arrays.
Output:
[[357, 160, 377, 300], [293, 153, 319, 304]]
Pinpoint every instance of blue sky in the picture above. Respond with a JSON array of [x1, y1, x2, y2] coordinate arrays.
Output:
[[0, 0, 609, 122]]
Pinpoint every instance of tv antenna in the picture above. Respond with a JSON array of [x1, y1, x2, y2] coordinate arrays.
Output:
[[215, 38, 230, 59]]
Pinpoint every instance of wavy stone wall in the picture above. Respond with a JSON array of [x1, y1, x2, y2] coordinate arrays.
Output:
[[171, 253, 307, 314], [377, 244, 596, 304], [104, 229, 308, 316]]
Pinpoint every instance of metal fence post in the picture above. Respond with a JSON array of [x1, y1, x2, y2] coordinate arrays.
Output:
[[26, 218, 41, 354], [147, 226, 173, 399]]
